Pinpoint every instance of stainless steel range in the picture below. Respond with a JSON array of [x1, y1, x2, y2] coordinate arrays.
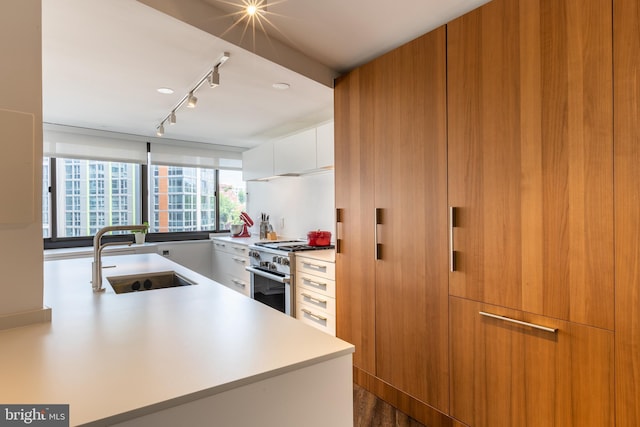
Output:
[[246, 240, 334, 316]]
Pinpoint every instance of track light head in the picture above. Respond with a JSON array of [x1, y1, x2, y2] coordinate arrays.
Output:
[[169, 111, 176, 125], [187, 92, 198, 108], [156, 123, 165, 137], [208, 68, 220, 88]]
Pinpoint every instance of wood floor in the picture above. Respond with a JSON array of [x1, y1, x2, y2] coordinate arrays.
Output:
[[353, 384, 426, 427]]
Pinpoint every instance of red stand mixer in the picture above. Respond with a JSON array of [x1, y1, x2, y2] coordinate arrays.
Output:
[[232, 211, 253, 238]]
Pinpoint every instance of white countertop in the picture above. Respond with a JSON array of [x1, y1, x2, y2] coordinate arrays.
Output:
[[0, 254, 353, 426]]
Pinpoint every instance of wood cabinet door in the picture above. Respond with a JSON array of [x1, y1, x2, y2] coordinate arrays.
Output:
[[450, 296, 614, 427], [372, 28, 449, 411], [614, 0, 640, 424], [334, 67, 376, 375], [447, 0, 614, 329], [335, 27, 449, 411]]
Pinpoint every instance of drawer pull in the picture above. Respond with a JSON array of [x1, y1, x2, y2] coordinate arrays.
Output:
[[233, 246, 246, 252], [232, 257, 247, 263], [303, 278, 327, 288], [301, 308, 327, 322], [215, 243, 226, 248], [479, 311, 557, 333], [301, 292, 327, 305], [231, 279, 246, 288], [302, 261, 326, 271]]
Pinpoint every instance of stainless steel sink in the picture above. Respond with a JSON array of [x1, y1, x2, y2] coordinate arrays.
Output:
[[107, 271, 197, 294]]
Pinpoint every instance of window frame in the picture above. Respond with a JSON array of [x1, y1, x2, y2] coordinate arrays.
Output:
[[43, 158, 241, 249]]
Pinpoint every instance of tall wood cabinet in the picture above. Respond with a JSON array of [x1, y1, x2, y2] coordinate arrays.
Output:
[[335, 0, 621, 425], [614, 0, 640, 425], [447, 0, 614, 330], [335, 27, 450, 414], [446, 0, 614, 425]]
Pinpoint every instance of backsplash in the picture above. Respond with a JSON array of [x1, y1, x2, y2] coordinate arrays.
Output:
[[246, 171, 335, 241]]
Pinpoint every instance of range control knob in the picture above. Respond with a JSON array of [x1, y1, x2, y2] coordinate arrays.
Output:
[[280, 257, 290, 266], [248, 250, 260, 258]]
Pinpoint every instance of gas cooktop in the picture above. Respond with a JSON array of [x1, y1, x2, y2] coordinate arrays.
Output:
[[253, 240, 334, 252]]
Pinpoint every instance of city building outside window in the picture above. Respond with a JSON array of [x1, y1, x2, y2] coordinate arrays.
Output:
[[44, 157, 246, 245]]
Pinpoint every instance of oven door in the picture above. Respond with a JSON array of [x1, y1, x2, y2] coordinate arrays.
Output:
[[246, 266, 292, 316]]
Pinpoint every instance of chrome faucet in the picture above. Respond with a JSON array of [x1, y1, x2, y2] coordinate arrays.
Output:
[[92, 224, 148, 292]]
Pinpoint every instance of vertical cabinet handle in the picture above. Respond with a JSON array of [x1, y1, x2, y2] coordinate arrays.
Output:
[[449, 206, 456, 272], [336, 208, 342, 254], [375, 208, 382, 260]]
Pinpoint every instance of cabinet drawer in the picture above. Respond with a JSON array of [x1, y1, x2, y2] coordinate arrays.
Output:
[[296, 272, 336, 298], [296, 302, 336, 335], [226, 273, 250, 297], [226, 255, 249, 278], [450, 296, 614, 427], [295, 257, 335, 281], [213, 240, 249, 256], [297, 287, 335, 316]]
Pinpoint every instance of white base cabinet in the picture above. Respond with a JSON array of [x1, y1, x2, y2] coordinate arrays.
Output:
[[295, 253, 336, 335], [211, 239, 251, 297]]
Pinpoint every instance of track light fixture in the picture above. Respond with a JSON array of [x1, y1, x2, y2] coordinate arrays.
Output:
[[208, 66, 220, 88], [187, 92, 198, 108], [155, 52, 230, 136]]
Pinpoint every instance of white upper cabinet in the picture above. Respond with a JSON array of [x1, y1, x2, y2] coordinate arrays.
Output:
[[316, 122, 334, 170], [274, 128, 316, 175], [242, 122, 334, 181], [242, 140, 274, 181]]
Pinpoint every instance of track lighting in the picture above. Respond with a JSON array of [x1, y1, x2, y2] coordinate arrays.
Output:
[[208, 67, 220, 88], [154, 52, 230, 136], [187, 92, 198, 108]]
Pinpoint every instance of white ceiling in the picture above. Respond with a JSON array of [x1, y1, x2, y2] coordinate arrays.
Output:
[[42, 0, 489, 149]]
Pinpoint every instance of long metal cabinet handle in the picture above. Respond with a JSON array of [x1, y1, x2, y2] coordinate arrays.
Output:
[[302, 261, 326, 271], [301, 308, 327, 322], [301, 292, 327, 305], [479, 311, 558, 333], [232, 257, 246, 263], [449, 206, 455, 272], [303, 277, 327, 288], [375, 208, 382, 260], [231, 279, 246, 288]]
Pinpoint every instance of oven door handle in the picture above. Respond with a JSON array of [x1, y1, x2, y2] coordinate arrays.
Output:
[[245, 266, 291, 284]]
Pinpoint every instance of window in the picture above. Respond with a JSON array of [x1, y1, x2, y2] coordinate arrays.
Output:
[[42, 158, 50, 238], [43, 125, 245, 247], [218, 170, 246, 228], [53, 158, 141, 238], [150, 165, 230, 233]]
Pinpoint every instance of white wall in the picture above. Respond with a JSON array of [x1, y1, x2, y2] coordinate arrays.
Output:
[[0, 1, 45, 323], [246, 171, 335, 241]]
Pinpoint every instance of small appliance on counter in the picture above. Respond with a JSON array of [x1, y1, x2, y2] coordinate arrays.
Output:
[[231, 211, 253, 238], [307, 230, 332, 246]]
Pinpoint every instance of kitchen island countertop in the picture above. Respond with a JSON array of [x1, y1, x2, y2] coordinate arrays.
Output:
[[0, 254, 353, 426]]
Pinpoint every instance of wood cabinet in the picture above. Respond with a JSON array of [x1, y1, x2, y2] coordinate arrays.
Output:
[[614, 0, 640, 425], [450, 296, 614, 427], [447, 0, 614, 330], [335, 26, 449, 413]]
